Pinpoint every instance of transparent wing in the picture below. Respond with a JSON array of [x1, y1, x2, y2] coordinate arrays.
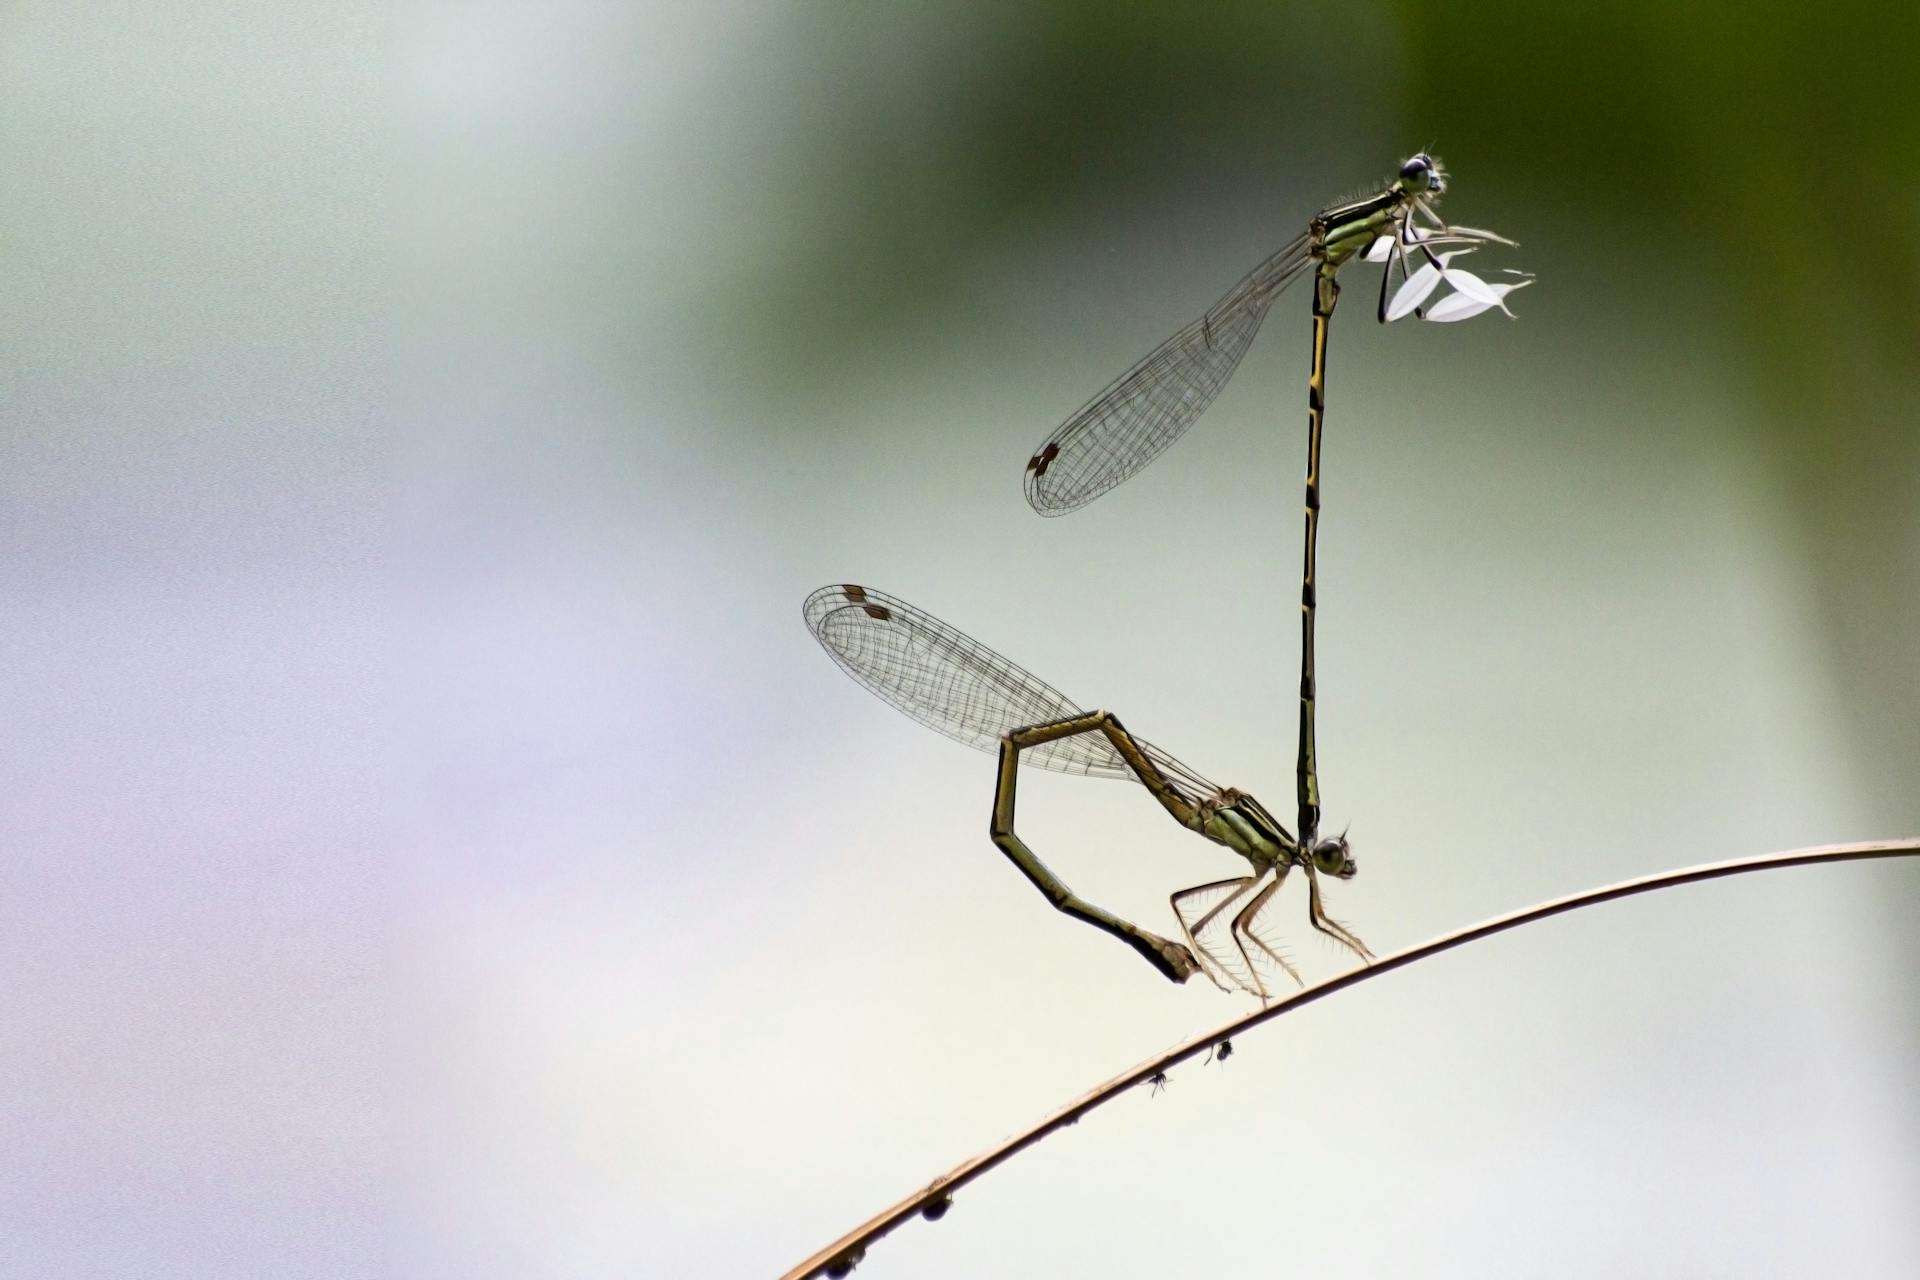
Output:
[[804, 583, 1217, 798], [1025, 233, 1313, 515]]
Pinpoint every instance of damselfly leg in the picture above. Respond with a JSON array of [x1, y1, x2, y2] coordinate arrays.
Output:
[[991, 709, 1203, 984]]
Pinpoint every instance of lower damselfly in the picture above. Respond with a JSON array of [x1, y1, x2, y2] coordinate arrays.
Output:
[[1025, 152, 1527, 847], [805, 583, 1371, 998]]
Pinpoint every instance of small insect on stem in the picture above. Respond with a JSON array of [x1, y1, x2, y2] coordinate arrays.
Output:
[[1147, 1070, 1170, 1096], [1204, 1038, 1234, 1065]]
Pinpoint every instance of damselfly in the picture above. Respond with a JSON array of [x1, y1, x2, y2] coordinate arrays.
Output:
[[804, 583, 1371, 998], [1025, 153, 1524, 515], [1026, 152, 1527, 846]]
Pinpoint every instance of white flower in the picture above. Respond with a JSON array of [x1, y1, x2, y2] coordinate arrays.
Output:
[[1362, 219, 1530, 323]]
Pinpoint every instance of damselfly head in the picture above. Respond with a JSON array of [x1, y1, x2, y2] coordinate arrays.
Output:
[[1398, 152, 1444, 197], [1310, 832, 1357, 879]]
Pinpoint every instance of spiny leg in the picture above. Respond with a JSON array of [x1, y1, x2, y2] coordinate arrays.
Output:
[[1169, 877, 1249, 993], [1375, 212, 1411, 324], [1230, 872, 1304, 990], [1170, 875, 1262, 996], [1301, 860, 1373, 961], [990, 710, 1203, 984], [1376, 211, 1421, 323]]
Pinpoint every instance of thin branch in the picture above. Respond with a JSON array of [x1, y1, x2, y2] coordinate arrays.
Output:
[[782, 838, 1920, 1279]]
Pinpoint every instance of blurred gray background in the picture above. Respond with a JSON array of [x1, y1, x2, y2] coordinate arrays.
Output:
[[3, 3, 1915, 1277]]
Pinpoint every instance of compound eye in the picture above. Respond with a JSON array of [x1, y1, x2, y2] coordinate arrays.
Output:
[[1399, 154, 1431, 182]]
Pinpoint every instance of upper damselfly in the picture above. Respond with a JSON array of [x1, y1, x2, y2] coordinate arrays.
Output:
[[1025, 153, 1524, 516], [804, 582, 1371, 998], [1026, 152, 1527, 848]]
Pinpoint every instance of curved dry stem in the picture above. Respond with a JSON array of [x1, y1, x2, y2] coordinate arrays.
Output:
[[782, 838, 1920, 1280]]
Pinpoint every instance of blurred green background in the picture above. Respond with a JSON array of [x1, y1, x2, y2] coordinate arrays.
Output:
[[6, 3, 1915, 1277]]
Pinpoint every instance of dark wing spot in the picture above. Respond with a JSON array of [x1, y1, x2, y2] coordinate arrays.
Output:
[[841, 584, 867, 602], [1029, 442, 1060, 476], [863, 604, 891, 621]]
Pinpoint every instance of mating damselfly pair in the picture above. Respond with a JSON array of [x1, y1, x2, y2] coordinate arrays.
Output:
[[807, 153, 1528, 999]]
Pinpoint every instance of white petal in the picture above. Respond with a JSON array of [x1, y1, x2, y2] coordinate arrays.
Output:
[[1385, 252, 1455, 322], [1437, 266, 1509, 312], [1422, 292, 1498, 323], [1424, 279, 1529, 322], [1386, 266, 1441, 321], [1361, 234, 1394, 262]]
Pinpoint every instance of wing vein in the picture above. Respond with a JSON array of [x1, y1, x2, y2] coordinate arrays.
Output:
[[1026, 233, 1313, 514], [804, 584, 1217, 801]]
